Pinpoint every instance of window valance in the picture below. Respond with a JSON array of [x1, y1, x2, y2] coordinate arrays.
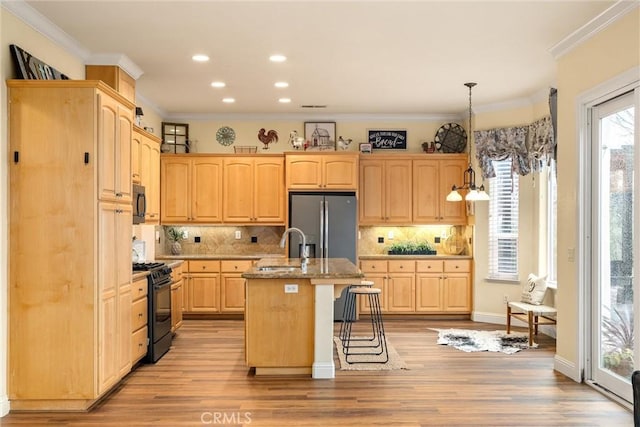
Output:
[[474, 115, 556, 179]]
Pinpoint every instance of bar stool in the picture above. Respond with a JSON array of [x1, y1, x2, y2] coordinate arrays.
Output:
[[339, 280, 374, 342], [342, 286, 388, 364]]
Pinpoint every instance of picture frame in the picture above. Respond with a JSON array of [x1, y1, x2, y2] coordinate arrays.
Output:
[[304, 122, 336, 151], [9, 44, 69, 80], [359, 143, 372, 154], [367, 129, 407, 150]]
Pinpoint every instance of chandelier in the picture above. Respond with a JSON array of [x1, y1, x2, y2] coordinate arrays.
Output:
[[446, 82, 490, 202]]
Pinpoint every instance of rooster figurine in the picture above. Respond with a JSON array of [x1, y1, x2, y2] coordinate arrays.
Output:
[[257, 128, 278, 149]]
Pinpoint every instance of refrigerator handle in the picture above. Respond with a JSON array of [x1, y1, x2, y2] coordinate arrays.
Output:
[[324, 200, 329, 258], [319, 200, 324, 258]]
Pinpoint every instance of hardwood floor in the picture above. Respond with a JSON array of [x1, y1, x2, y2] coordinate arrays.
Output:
[[2, 319, 633, 426]]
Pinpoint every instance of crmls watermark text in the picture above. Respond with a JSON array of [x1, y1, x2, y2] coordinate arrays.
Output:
[[201, 411, 252, 424]]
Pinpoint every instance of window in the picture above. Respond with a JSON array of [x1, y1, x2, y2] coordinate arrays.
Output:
[[488, 159, 519, 281], [547, 159, 558, 284]]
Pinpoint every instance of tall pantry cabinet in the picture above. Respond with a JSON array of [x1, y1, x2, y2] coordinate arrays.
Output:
[[7, 80, 134, 411]]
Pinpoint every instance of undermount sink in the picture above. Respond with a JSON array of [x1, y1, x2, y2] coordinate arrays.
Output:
[[257, 265, 300, 272]]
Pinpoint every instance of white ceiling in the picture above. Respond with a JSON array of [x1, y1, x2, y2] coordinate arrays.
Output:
[[20, 0, 618, 118]]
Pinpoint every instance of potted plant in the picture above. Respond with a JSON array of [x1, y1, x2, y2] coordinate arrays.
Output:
[[415, 241, 437, 255], [166, 227, 186, 255], [602, 305, 634, 378]]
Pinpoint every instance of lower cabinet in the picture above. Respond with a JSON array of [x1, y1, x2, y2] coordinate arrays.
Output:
[[131, 276, 148, 365], [183, 259, 252, 314], [221, 260, 252, 312], [170, 262, 184, 332], [360, 258, 472, 314]]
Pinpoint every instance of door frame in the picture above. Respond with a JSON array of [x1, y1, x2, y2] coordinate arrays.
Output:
[[577, 67, 640, 401]]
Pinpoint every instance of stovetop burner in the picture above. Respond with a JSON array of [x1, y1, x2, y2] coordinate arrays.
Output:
[[133, 262, 166, 271]]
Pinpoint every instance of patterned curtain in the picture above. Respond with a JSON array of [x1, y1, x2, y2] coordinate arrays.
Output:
[[474, 115, 555, 179]]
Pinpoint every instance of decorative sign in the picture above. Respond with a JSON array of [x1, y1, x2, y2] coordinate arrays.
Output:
[[9, 44, 69, 80], [367, 129, 407, 150]]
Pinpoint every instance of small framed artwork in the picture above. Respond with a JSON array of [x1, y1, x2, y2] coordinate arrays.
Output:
[[304, 122, 336, 151], [359, 143, 372, 154]]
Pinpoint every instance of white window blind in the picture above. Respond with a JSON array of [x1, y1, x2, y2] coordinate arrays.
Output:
[[488, 160, 519, 281]]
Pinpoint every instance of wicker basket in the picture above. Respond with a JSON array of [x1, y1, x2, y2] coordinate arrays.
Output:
[[234, 146, 257, 153]]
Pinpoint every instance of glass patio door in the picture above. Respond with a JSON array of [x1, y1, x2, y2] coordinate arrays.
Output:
[[590, 91, 637, 402]]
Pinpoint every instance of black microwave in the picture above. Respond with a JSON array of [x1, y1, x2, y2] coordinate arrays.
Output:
[[133, 184, 146, 224]]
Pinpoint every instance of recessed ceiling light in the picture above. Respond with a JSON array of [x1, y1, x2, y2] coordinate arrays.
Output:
[[192, 54, 210, 62], [274, 82, 289, 88], [211, 81, 226, 88], [269, 54, 287, 63], [222, 97, 235, 103], [279, 98, 291, 103]]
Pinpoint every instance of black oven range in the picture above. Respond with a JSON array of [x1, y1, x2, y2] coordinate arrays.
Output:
[[133, 262, 173, 363]]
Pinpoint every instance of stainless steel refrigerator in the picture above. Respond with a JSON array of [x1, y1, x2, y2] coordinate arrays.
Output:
[[288, 192, 357, 320]]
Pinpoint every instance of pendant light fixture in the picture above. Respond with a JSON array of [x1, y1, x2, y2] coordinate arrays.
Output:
[[446, 82, 490, 202]]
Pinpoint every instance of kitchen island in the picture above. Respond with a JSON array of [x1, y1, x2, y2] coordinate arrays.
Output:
[[242, 257, 363, 379]]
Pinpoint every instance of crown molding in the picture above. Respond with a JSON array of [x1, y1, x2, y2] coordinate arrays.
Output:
[[86, 53, 144, 80], [1, 0, 90, 60], [549, 0, 639, 59], [163, 112, 462, 122]]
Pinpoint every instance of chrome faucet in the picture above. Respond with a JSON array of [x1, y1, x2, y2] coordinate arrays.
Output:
[[279, 227, 308, 271]]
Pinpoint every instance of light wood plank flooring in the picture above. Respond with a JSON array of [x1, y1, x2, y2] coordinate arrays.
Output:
[[2, 319, 633, 426]]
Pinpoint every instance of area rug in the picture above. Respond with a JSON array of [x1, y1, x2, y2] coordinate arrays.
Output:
[[333, 337, 409, 370], [433, 328, 536, 354]]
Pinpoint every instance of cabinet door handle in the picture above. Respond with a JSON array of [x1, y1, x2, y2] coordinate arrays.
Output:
[[14, 151, 19, 163], [84, 152, 89, 164]]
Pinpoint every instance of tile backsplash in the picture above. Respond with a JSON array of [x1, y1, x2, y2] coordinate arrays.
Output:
[[155, 224, 473, 257]]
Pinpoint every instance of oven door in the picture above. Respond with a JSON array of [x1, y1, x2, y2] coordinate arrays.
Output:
[[153, 282, 172, 341]]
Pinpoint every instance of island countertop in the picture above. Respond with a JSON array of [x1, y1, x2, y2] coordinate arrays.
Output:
[[242, 257, 363, 280]]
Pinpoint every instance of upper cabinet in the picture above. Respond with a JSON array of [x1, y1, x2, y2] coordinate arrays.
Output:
[[359, 154, 468, 225], [86, 65, 136, 104], [97, 94, 133, 203], [286, 153, 358, 190], [160, 155, 223, 224], [413, 156, 467, 224], [359, 157, 413, 225], [135, 127, 161, 223], [223, 156, 285, 224]]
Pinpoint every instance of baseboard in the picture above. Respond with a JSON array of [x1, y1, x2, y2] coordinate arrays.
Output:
[[554, 354, 582, 383], [0, 394, 9, 417], [312, 362, 335, 379]]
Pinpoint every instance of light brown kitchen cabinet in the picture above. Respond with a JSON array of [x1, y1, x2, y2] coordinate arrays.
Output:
[[387, 260, 416, 312], [223, 156, 285, 224], [98, 93, 133, 203], [220, 260, 252, 312], [8, 80, 135, 410], [132, 130, 142, 183], [184, 260, 221, 313], [413, 156, 468, 224], [170, 262, 184, 332], [286, 153, 358, 190], [416, 259, 472, 313], [160, 155, 223, 224], [359, 157, 412, 224], [136, 126, 161, 223], [85, 64, 136, 104], [359, 260, 389, 312], [131, 276, 148, 364], [361, 258, 472, 314]]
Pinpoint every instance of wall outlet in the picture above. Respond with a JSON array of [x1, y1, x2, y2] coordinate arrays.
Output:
[[251, 236, 258, 243], [378, 237, 384, 244], [503, 295, 509, 304], [388, 231, 394, 239], [235, 230, 241, 240], [183, 230, 189, 239], [284, 284, 298, 293], [434, 236, 441, 243], [194, 236, 201, 243]]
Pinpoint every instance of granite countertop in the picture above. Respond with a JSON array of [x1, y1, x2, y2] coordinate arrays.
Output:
[[132, 271, 150, 281], [156, 254, 286, 261], [242, 257, 363, 280], [359, 254, 473, 260]]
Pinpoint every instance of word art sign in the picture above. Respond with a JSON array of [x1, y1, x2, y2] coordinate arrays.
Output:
[[367, 129, 407, 150], [10, 44, 69, 80]]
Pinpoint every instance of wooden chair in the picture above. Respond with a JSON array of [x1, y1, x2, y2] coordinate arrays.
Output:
[[506, 301, 557, 346]]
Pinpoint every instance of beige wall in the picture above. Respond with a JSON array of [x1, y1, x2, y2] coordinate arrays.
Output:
[[555, 9, 640, 373], [182, 119, 455, 154]]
